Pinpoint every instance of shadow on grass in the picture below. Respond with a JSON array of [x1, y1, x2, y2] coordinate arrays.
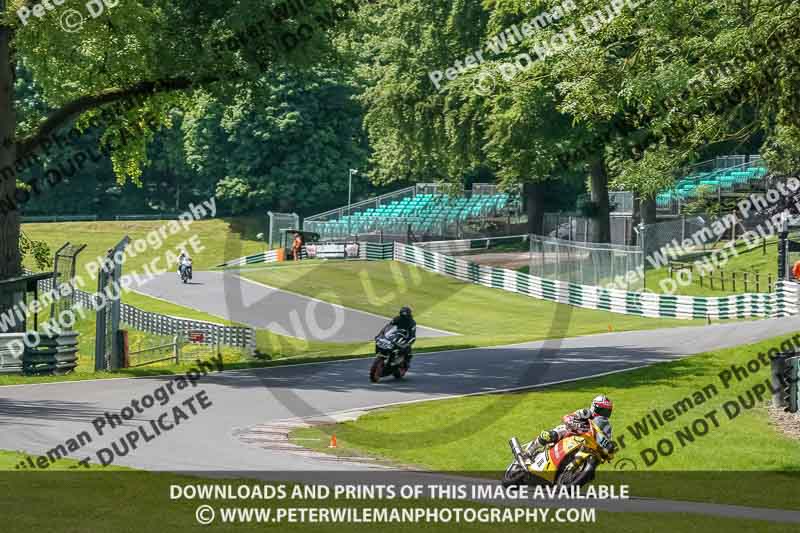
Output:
[[222, 216, 268, 242]]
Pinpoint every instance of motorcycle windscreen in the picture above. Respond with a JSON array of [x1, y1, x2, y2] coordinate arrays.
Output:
[[376, 325, 397, 352], [379, 325, 397, 339], [380, 326, 407, 345]]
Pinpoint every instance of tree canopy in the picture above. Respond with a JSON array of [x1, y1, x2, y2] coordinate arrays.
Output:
[[2, 0, 800, 276]]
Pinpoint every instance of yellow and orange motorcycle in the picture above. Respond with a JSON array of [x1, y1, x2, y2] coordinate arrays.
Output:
[[503, 418, 615, 487]]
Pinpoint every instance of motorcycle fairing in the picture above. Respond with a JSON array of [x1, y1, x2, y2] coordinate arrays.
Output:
[[549, 436, 584, 469]]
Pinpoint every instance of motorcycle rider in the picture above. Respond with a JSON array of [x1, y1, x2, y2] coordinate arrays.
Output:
[[529, 395, 615, 456], [377, 306, 417, 362], [177, 250, 192, 276]]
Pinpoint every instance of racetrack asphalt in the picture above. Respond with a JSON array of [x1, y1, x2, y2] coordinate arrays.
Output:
[[2, 317, 800, 521], [2, 316, 798, 471], [127, 270, 453, 342]]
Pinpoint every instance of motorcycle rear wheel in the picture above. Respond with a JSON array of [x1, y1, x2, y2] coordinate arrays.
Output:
[[501, 463, 528, 488], [369, 357, 385, 383]]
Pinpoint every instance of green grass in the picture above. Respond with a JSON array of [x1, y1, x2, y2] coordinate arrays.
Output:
[[1, 291, 548, 387], [22, 218, 266, 325], [0, 299, 325, 386], [0, 305, 396, 385], [0, 449, 130, 471], [0, 462, 793, 533], [23, 218, 266, 273], [9, 222, 751, 388], [519, 236, 783, 298], [239, 260, 703, 340], [290, 334, 800, 509], [643, 237, 779, 296], [0, 306, 252, 386], [17, 218, 340, 374]]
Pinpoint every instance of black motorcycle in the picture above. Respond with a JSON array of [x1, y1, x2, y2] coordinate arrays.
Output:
[[369, 326, 411, 383], [179, 260, 193, 284]]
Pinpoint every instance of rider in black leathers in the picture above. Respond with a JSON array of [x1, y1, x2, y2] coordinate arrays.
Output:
[[377, 306, 417, 362]]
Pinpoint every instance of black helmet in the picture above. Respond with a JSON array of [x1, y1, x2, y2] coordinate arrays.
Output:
[[399, 306, 412, 318]]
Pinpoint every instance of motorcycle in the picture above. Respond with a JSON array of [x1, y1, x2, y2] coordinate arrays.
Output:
[[502, 418, 615, 487], [369, 326, 412, 383], [179, 260, 193, 284]]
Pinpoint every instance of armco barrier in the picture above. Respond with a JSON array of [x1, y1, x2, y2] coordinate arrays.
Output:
[[393, 242, 799, 320], [222, 244, 392, 265], [29, 272, 256, 353], [120, 305, 255, 353], [217, 249, 284, 268], [21, 215, 99, 223], [416, 235, 528, 254], [360, 242, 394, 260], [0, 334, 25, 374]]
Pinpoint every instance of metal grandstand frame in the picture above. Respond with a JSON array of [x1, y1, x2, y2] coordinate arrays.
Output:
[[304, 186, 417, 224], [302, 183, 522, 241], [657, 156, 768, 215]]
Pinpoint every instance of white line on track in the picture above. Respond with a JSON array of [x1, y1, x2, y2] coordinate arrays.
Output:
[[263, 363, 654, 425], [234, 274, 460, 336], [0, 338, 650, 391]]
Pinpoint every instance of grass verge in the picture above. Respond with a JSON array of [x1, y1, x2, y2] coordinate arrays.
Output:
[[290, 333, 800, 509], [0, 456, 795, 532], [643, 237, 779, 296], [23, 218, 265, 273], [238, 260, 704, 338]]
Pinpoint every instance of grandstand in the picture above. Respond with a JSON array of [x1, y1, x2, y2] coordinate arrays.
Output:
[[303, 183, 519, 240], [655, 157, 768, 212]]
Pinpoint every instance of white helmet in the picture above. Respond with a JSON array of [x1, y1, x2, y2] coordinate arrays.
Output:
[[591, 394, 613, 418]]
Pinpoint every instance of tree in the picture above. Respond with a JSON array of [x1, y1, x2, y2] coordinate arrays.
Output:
[[1, 0, 351, 281], [356, 0, 800, 243], [354, 1, 493, 186], [354, 0, 601, 236], [182, 69, 370, 216]]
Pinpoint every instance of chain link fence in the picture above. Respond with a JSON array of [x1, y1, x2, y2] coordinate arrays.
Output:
[[609, 192, 634, 213], [543, 213, 635, 245], [267, 211, 299, 248], [639, 215, 717, 260], [640, 210, 786, 262], [529, 235, 644, 290]]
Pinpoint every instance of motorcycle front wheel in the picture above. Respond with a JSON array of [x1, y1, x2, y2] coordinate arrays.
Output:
[[392, 362, 408, 379], [369, 357, 385, 383], [555, 457, 596, 486]]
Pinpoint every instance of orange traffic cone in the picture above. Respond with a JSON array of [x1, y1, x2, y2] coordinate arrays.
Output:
[[608, 325, 613, 332], [328, 434, 337, 449]]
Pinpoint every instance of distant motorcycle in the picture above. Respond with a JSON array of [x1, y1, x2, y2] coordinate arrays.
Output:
[[179, 259, 193, 284], [369, 326, 411, 383]]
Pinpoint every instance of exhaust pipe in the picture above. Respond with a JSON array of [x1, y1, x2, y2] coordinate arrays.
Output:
[[509, 437, 527, 467]]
